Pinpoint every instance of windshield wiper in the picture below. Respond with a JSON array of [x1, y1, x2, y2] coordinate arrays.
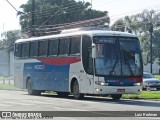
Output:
[[124, 51, 134, 76], [109, 58, 118, 75]]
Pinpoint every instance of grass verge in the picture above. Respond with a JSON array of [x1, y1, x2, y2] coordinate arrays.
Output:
[[155, 75, 160, 80], [122, 91, 160, 100], [0, 84, 21, 90], [0, 76, 13, 80]]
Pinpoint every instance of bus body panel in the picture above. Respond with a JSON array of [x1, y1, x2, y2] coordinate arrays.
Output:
[[94, 85, 142, 94], [93, 76, 142, 94], [14, 62, 24, 89], [23, 62, 70, 91], [15, 58, 83, 92]]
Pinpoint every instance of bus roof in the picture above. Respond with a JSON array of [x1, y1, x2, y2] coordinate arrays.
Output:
[[16, 28, 137, 43]]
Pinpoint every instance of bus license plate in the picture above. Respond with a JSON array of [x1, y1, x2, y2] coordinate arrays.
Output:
[[117, 89, 125, 92]]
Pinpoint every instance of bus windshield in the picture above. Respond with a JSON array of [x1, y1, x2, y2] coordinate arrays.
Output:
[[94, 36, 143, 76]]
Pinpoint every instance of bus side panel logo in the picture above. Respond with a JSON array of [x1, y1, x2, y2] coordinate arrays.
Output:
[[34, 64, 45, 70]]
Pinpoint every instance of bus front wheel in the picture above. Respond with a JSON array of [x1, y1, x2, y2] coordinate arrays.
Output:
[[27, 79, 41, 96], [72, 81, 84, 100], [111, 94, 122, 100]]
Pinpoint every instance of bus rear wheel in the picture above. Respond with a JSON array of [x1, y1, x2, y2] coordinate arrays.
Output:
[[27, 79, 41, 96], [111, 94, 122, 100], [72, 81, 84, 100]]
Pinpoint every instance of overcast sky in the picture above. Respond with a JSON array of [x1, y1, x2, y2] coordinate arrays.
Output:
[[0, 0, 160, 35]]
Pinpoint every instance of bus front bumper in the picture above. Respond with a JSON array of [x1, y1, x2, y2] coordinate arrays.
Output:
[[94, 86, 142, 95]]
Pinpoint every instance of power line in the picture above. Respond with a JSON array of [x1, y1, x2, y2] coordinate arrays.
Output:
[[22, 0, 160, 21], [21, 0, 114, 19], [25, 2, 89, 19], [19, 0, 160, 34], [27, 1, 86, 15], [17, 0, 160, 21], [25, 8, 160, 32], [5, 0, 18, 12], [37, 8, 67, 29]]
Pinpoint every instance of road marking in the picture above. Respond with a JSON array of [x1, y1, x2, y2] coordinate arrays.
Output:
[[136, 117, 160, 120], [0, 103, 11, 106], [52, 106, 86, 111], [21, 99, 59, 105], [1, 101, 33, 106]]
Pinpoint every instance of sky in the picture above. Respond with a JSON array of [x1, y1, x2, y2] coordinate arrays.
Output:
[[0, 0, 160, 36]]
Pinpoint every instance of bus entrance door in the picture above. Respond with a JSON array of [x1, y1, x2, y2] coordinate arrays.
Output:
[[80, 71, 94, 94]]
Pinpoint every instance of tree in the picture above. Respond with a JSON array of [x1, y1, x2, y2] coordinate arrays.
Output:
[[135, 10, 160, 66], [0, 30, 21, 75], [123, 15, 141, 35], [112, 10, 160, 65], [19, 0, 109, 31], [152, 30, 160, 64], [111, 19, 125, 31], [1, 30, 21, 52]]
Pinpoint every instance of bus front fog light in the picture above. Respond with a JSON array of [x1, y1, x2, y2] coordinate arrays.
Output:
[[95, 81, 108, 86], [95, 88, 99, 91], [101, 82, 108, 86], [134, 83, 141, 86], [95, 88, 102, 92]]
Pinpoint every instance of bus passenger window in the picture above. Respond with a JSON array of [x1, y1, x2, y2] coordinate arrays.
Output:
[[82, 35, 92, 75], [87, 49, 93, 74], [59, 38, 70, 55], [30, 42, 38, 57], [48, 39, 59, 56], [39, 40, 48, 57], [15, 44, 21, 58], [70, 37, 80, 55], [21, 43, 29, 58]]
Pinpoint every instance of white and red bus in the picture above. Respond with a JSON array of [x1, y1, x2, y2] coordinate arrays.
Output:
[[14, 27, 143, 100]]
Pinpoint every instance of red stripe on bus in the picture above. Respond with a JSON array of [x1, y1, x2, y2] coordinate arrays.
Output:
[[128, 78, 142, 82], [37, 57, 81, 65]]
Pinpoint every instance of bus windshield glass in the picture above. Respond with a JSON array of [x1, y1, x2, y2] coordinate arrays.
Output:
[[94, 36, 142, 76]]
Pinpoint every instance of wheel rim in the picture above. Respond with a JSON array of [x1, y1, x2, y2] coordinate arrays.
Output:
[[27, 81, 32, 94], [73, 82, 79, 97]]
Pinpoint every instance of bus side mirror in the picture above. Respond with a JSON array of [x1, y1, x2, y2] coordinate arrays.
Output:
[[92, 44, 96, 58]]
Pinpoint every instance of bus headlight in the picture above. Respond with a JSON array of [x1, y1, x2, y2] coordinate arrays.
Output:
[[95, 81, 108, 86], [134, 82, 141, 86]]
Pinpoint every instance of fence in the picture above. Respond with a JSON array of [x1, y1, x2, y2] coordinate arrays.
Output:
[[0, 76, 14, 85]]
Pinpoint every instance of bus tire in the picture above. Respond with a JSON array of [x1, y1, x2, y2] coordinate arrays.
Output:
[[57, 92, 69, 97], [27, 79, 41, 96], [157, 88, 160, 91], [72, 80, 84, 100], [111, 94, 122, 100]]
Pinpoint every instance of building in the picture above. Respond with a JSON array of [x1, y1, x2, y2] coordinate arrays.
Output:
[[144, 59, 160, 74], [0, 49, 13, 76]]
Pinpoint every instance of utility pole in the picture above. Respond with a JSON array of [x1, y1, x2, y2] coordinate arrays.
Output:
[[90, 0, 93, 19], [91, 0, 92, 8], [31, 0, 35, 36], [149, 23, 153, 73]]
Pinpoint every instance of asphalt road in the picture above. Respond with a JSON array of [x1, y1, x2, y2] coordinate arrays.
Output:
[[0, 90, 160, 120]]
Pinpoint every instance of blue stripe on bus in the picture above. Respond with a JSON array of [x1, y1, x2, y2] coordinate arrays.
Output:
[[24, 62, 70, 91], [104, 77, 136, 86]]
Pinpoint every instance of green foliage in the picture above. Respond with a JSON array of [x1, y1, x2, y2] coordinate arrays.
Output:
[[0, 30, 21, 52], [139, 33, 150, 65], [19, 0, 109, 30], [152, 30, 160, 63], [112, 10, 160, 65], [123, 91, 160, 100], [111, 19, 125, 31], [0, 84, 20, 90], [155, 75, 160, 79]]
